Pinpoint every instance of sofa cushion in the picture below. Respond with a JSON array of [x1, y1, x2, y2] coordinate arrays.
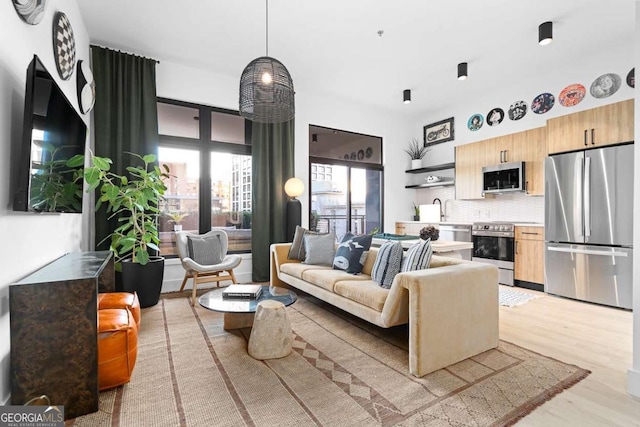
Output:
[[302, 269, 371, 292], [332, 233, 372, 274], [371, 241, 404, 288], [334, 280, 389, 312], [401, 238, 433, 272], [288, 226, 318, 260], [303, 232, 336, 265], [280, 263, 331, 280]]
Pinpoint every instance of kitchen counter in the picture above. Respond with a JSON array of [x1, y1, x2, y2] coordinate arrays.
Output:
[[372, 238, 473, 257], [514, 223, 544, 227]]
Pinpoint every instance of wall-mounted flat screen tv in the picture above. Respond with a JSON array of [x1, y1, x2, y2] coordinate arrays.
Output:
[[13, 55, 87, 213]]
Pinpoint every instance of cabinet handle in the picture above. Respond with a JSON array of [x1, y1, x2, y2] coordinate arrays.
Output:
[[515, 241, 519, 254], [584, 129, 588, 146], [504, 150, 508, 163], [522, 232, 539, 235], [525, 181, 529, 194], [591, 128, 595, 145]]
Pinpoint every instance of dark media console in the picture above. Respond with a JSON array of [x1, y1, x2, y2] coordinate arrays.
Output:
[[9, 251, 114, 419]]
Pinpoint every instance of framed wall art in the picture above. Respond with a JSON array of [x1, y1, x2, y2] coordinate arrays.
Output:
[[423, 117, 454, 146]]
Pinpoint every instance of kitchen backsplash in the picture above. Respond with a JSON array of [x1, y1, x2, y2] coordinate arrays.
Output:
[[414, 187, 544, 223]]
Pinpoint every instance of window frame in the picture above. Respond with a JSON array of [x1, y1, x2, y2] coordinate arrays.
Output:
[[157, 97, 252, 256]]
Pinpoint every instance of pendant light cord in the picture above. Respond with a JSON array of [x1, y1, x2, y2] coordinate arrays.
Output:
[[265, 0, 269, 56]]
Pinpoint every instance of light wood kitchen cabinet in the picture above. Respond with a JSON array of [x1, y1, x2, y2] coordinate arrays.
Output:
[[515, 226, 545, 285], [511, 127, 546, 195], [455, 141, 485, 199], [455, 127, 547, 198], [547, 99, 634, 154]]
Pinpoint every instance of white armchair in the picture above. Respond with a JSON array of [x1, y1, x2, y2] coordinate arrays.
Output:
[[175, 230, 242, 305]]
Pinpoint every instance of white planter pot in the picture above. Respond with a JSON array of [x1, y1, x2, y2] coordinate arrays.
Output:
[[173, 224, 183, 232], [411, 159, 422, 170]]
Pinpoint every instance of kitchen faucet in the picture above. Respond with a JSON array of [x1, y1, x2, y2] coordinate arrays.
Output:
[[432, 198, 444, 221]]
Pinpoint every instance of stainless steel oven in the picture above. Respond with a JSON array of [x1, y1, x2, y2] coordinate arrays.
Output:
[[472, 222, 515, 286]]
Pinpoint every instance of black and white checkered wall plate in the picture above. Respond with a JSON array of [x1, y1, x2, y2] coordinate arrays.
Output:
[[52, 11, 76, 81]]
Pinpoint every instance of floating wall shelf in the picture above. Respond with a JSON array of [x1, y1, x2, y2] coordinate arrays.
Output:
[[405, 162, 455, 174]]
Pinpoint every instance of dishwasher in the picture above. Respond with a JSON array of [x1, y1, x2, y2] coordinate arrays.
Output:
[[438, 223, 472, 260]]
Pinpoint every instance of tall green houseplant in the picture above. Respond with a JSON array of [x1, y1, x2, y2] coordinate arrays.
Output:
[[84, 152, 170, 265]]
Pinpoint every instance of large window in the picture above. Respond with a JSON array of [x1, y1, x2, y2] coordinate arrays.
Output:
[[157, 99, 251, 256], [309, 125, 383, 239]]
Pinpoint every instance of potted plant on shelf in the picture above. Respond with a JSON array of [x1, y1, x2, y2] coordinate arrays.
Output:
[[166, 211, 189, 232], [84, 152, 170, 308], [404, 138, 429, 170], [413, 203, 420, 221]]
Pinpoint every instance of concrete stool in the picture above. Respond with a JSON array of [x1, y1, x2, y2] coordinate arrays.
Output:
[[248, 300, 292, 360]]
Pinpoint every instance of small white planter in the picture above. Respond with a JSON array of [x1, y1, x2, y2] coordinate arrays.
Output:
[[173, 224, 183, 232], [411, 159, 422, 170]]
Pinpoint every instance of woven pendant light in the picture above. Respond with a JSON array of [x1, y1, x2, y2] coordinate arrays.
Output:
[[239, 0, 295, 123]]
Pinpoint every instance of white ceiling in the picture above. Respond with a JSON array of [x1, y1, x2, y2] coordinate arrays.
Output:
[[77, 0, 636, 119]]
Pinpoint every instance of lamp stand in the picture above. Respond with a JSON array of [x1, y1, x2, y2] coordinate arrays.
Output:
[[286, 198, 301, 241]]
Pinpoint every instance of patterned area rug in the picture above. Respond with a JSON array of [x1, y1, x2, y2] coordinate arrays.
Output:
[[499, 287, 541, 307], [68, 290, 588, 427]]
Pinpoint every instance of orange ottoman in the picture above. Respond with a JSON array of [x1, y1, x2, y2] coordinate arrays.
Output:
[[98, 292, 141, 328], [98, 308, 138, 391]]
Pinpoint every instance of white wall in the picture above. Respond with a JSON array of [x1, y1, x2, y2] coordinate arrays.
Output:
[[155, 59, 414, 290], [0, 0, 90, 406], [628, 0, 640, 399]]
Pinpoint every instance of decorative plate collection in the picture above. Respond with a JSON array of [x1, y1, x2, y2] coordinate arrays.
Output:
[[12, 4, 96, 114], [467, 68, 632, 132], [342, 147, 374, 162]]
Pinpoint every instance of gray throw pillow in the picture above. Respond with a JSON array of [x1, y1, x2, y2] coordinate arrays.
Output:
[[371, 241, 404, 288], [401, 238, 433, 272], [187, 234, 224, 265], [303, 232, 336, 265], [288, 226, 318, 260], [333, 233, 373, 274]]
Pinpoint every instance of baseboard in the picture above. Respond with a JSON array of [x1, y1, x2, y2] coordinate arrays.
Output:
[[628, 368, 640, 397], [161, 272, 254, 293]]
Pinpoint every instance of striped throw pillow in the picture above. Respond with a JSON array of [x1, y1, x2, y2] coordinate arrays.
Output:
[[288, 226, 318, 260], [371, 241, 404, 289], [401, 238, 433, 272]]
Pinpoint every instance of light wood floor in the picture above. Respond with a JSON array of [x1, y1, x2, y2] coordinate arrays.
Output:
[[499, 285, 640, 426]]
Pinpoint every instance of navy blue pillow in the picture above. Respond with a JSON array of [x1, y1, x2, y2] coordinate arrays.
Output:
[[332, 233, 373, 274]]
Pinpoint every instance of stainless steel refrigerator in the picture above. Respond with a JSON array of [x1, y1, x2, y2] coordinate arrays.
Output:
[[545, 143, 633, 309]]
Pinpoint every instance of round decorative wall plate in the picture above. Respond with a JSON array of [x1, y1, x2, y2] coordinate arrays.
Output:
[[626, 68, 634, 88], [365, 147, 373, 158], [12, 0, 47, 25], [590, 73, 621, 99], [508, 100, 527, 121], [52, 11, 76, 80], [350, 152, 357, 160], [77, 60, 95, 114], [559, 84, 586, 107], [486, 108, 504, 126], [343, 154, 349, 160], [467, 114, 483, 131], [531, 93, 555, 114], [357, 149, 365, 160]]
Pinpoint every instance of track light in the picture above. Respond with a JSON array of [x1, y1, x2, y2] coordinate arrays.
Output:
[[403, 89, 411, 104], [457, 62, 468, 80], [312, 133, 318, 143], [539, 21, 553, 46]]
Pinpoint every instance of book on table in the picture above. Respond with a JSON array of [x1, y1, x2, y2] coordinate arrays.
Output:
[[222, 284, 263, 299]]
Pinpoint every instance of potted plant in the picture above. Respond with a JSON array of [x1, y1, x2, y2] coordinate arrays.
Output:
[[413, 203, 420, 221], [84, 152, 170, 308], [166, 211, 189, 232], [405, 138, 429, 169]]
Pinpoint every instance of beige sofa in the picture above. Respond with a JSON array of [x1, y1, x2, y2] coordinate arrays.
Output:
[[270, 243, 499, 377]]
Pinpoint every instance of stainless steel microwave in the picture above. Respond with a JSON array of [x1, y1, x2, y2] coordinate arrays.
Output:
[[482, 161, 525, 195]]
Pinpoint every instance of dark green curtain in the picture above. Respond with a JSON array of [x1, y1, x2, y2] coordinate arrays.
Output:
[[251, 120, 295, 281], [91, 46, 159, 249]]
